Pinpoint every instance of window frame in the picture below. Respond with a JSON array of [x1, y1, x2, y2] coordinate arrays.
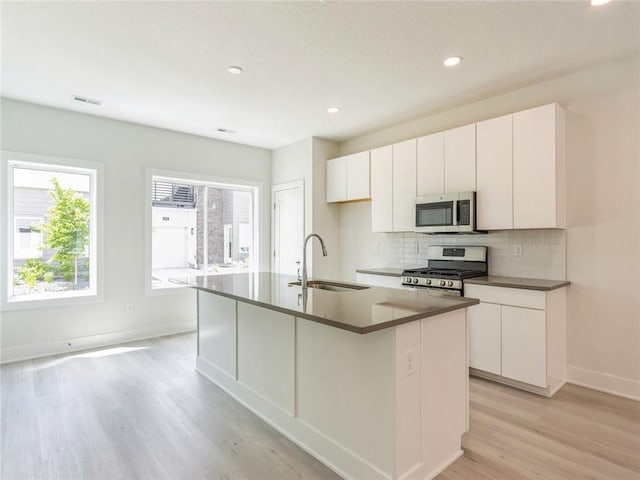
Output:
[[145, 168, 261, 296], [1, 151, 104, 311]]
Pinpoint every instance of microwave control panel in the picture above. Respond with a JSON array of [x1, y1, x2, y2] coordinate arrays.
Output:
[[458, 200, 471, 225]]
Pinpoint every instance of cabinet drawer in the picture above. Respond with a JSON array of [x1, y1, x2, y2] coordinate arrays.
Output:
[[356, 273, 403, 289], [465, 284, 545, 310]]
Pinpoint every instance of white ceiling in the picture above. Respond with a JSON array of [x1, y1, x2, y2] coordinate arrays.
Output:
[[1, 1, 638, 150]]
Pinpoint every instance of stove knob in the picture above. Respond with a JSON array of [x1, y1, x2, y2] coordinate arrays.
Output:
[[413, 278, 419, 284], [440, 280, 446, 286], [447, 281, 454, 287], [426, 279, 431, 285]]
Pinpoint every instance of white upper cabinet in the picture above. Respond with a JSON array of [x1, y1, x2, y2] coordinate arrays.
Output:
[[326, 156, 348, 203], [513, 103, 566, 229], [347, 151, 370, 200], [444, 124, 476, 193], [392, 139, 417, 232], [476, 114, 513, 230], [416, 132, 444, 196], [417, 125, 475, 196], [370, 145, 393, 232], [326, 151, 370, 203], [370, 140, 416, 233]]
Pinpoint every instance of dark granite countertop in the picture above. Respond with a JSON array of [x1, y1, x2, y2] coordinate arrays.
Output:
[[174, 272, 478, 334], [355, 267, 404, 277], [465, 276, 570, 291]]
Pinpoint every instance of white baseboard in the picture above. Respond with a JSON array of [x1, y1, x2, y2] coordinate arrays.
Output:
[[0, 320, 196, 364], [567, 365, 640, 401]]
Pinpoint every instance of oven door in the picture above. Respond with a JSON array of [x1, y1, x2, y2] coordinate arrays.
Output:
[[424, 287, 461, 297], [403, 284, 462, 296]]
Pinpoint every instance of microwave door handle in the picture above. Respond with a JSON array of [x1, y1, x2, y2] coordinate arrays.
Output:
[[452, 200, 458, 226]]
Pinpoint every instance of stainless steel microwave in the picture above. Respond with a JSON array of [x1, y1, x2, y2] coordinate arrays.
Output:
[[415, 192, 480, 234]]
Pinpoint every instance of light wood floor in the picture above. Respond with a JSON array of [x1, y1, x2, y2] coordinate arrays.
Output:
[[1, 333, 638, 480]]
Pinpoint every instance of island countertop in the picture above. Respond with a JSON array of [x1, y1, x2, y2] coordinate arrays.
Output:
[[175, 272, 479, 334]]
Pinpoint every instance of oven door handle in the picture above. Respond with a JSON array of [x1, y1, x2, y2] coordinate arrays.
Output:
[[452, 200, 458, 226]]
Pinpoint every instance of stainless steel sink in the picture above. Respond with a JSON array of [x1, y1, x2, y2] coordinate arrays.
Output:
[[288, 280, 369, 292]]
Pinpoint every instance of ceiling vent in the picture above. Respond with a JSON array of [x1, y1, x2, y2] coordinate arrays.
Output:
[[72, 95, 103, 106], [217, 128, 237, 134]]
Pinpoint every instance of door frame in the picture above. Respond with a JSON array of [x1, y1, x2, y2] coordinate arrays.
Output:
[[271, 180, 305, 274]]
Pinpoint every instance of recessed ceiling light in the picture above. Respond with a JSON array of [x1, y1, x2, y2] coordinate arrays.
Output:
[[590, 0, 611, 5], [443, 56, 463, 67], [227, 66, 243, 75], [327, 106, 340, 114], [72, 94, 102, 106]]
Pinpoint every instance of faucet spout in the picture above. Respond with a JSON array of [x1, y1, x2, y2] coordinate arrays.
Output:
[[301, 233, 328, 290]]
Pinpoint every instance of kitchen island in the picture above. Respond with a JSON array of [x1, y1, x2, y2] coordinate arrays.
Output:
[[177, 272, 479, 480]]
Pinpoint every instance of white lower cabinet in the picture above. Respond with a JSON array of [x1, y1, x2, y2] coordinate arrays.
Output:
[[465, 284, 567, 396], [501, 306, 547, 387], [468, 302, 501, 375], [355, 272, 403, 289]]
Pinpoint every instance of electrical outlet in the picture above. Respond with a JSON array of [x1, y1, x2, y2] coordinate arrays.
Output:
[[373, 241, 379, 252], [513, 244, 523, 257], [404, 348, 415, 377], [126, 303, 133, 313]]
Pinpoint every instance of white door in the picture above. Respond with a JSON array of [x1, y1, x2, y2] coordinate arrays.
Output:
[[273, 182, 304, 275]]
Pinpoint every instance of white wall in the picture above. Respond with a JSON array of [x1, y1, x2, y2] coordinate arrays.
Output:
[[271, 137, 339, 278], [272, 138, 313, 243], [338, 55, 640, 399], [0, 98, 271, 362]]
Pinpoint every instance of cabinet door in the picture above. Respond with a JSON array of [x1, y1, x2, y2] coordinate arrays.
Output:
[[501, 306, 547, 387], [444, 124, 476, 193], [370, 145, 393, 232], [416, 132, 444, 196], [392, 139, 417, 232], [198, 291, 237, 378], [326, 156, 347, 203], [347, 151, 370, 200], [476, 114, 513, 230], [513, 103, 564, 228], [468, 302, 502, 375]]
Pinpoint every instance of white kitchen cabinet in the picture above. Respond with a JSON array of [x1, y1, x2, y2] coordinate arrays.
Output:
[[444, 124, 476, 193], [513, 103, 566, 229], [347, 151, 370, 200], [465, 283, 567, 396], [476, 114, 513, 230], [356, 272, 404, 289], [326, 151, 370, 203], [370, 140, 416, 233], [370, 145, 393, 232], [501, 305, 547, 387], [392, 139, 417, 231], [467, 302, 502, 375], [416, 125, 475, 196], [416, 132, 444, 196], [326, 156, 347, 202]]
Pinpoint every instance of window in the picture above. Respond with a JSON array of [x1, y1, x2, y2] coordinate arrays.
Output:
[[2, 153, 102, 306], [148, 172, 258, 291]]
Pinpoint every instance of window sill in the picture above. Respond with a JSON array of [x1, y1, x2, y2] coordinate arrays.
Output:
[[2, 290, 103, 312]]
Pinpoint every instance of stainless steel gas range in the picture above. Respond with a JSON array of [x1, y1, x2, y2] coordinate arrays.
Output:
[[401, 246, 488, 296]]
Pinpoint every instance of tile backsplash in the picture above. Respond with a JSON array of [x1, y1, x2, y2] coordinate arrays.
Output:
[[377, 230, 566, 280]]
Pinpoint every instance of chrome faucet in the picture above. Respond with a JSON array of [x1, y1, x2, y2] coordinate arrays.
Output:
[[301, 233, 328, 290]]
